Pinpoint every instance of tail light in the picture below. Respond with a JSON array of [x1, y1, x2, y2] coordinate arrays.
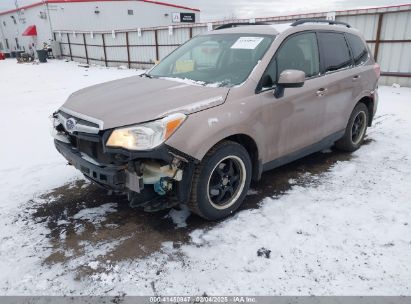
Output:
[[374, 63, 381, 78]]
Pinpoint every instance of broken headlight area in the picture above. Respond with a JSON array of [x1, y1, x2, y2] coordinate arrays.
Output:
[[51, 113, 195, 211], [106, 113, 186, 151]]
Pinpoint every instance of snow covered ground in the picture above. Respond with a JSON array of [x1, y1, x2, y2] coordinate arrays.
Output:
[[0, 59, 410, 295]]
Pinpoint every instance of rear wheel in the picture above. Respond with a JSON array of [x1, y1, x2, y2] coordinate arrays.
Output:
[[335, 102, 369, 152], [188, 141, 251, 221]]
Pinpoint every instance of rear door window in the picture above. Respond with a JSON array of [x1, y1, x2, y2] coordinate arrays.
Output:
[[318, 32, 352, 73], [346, 33, 369, 66]]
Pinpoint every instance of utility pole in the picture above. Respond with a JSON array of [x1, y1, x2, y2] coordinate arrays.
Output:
[[13, 0, 21, 50], [44, 0, 54, 42], [14, 0, 24, 23]]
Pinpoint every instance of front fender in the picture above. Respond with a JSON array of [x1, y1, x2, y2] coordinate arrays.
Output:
[[165, 105, 265, 162]]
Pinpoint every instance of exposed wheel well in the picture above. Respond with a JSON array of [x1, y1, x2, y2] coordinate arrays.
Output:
[[226, 134, 261, 181], [358, 96, 374, 126]]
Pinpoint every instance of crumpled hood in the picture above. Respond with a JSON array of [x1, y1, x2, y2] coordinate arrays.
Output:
[[60, 76, 230, 130]]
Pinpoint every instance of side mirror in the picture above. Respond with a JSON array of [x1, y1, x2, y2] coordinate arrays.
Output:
[[278, 69, 305, 87], [275, 69, 305, 98]]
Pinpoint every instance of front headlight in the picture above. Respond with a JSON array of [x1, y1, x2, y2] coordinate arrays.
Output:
[[106, 113, 186, 150]]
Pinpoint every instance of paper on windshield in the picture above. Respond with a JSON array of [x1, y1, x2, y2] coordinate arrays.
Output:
[[175, 60, 195, 73], [231, 37, 264, 50]]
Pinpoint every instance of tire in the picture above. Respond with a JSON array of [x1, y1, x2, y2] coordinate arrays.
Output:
[[335, 102, 369, 152], [188, 140, 252, 221]]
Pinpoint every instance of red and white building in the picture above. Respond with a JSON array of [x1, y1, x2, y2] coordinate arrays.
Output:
[[0, 0, 200, 53]]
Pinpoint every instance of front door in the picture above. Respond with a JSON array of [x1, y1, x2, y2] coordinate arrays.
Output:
[[259, 32, 327, 162]]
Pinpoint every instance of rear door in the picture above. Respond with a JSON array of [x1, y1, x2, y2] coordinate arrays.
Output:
[[317, 31, 361, 136], [345, 32, 376, 99], [258, 31, 327, 162]]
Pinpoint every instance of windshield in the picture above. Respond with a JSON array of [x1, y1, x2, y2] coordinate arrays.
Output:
[[147, 34, 274, 87]]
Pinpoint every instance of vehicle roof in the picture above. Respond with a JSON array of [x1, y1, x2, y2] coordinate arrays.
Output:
[[206, 23, 361, 36], [208, 25, 281, 36]]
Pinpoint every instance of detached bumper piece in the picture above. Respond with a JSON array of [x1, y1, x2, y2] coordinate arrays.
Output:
[[54, 140, 127, 191]]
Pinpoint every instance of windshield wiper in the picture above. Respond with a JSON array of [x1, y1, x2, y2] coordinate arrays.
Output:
[[140, 73, 153, 78]]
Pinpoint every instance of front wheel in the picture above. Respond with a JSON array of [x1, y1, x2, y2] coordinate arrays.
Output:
[[335, 102, 369, 152], [188, 141, 252, 221]]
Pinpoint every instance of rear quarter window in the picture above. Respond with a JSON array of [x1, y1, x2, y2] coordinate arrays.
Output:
[[318, 32, 352, 73], [346, 33, 369, 66]]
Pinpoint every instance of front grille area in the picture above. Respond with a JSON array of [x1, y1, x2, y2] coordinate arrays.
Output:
[[59, 111, 99, 129], [69, 134, 114, 165]]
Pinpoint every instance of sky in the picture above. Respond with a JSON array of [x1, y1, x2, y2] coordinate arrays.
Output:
[[0, 0, 409, 21]]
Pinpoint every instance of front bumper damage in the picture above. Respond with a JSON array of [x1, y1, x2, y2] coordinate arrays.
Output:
[[54, 140, 127, 190], [51, 113, 197, 208]]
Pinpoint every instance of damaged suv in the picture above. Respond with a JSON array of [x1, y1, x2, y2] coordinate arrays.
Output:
[[51, 19, 380, 220]]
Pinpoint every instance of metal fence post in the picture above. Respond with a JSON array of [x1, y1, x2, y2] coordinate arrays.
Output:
[[374, 13, 384, 61], [82, 33, 89, 64], [53, 32, 63, 59], [67, 33, 73, 61], [126, 31, 131, 69], [154, 29, 159, 62], [102, 33, 108, 67]]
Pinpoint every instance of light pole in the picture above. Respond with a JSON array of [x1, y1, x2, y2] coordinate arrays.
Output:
[[43, 0, 54, 43], [13, 0, 21, 50]]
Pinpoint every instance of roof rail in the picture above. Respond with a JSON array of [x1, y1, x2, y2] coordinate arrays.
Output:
[[214, 22, 270, 30], [291, 18, 351, 28]]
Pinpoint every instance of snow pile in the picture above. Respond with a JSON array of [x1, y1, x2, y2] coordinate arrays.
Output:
[[72, 203, 117, 225], [167, 205, 191, 228]]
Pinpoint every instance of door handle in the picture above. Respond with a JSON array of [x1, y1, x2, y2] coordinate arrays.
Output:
[[316, 88, 327, 97], [353, 75, 361, 81]]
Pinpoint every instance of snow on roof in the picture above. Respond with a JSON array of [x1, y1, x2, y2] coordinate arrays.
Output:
[[0, 0, 200, 16]]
